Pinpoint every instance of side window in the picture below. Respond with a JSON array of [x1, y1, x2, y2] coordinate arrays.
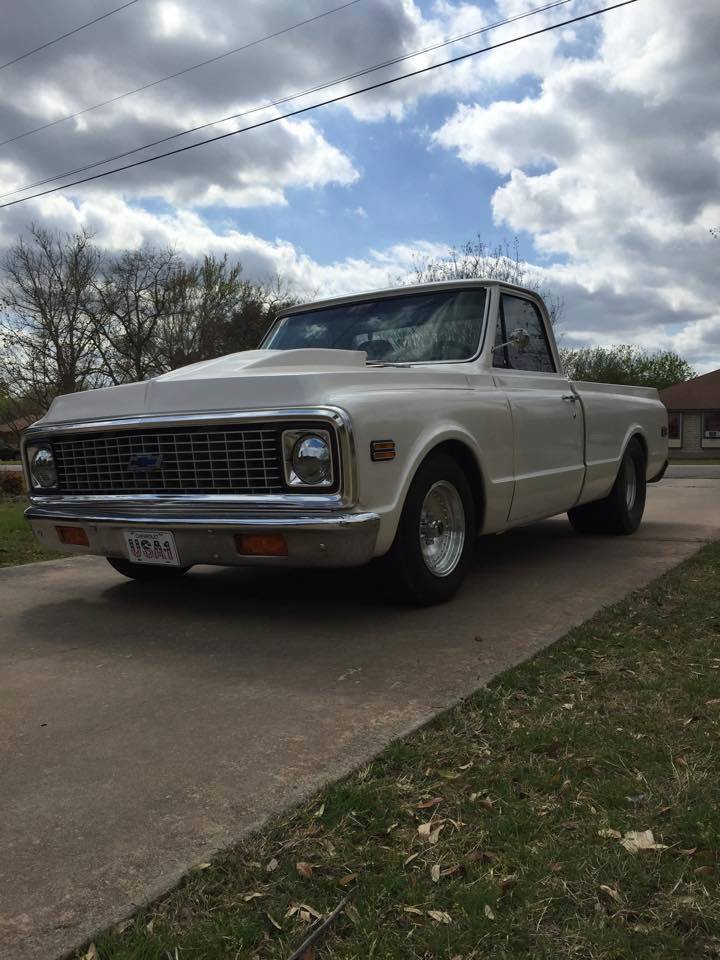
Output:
[[493, 294, 556, 373]]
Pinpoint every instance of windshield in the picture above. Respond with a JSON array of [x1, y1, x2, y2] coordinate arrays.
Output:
[[262, 288, 487, 363]]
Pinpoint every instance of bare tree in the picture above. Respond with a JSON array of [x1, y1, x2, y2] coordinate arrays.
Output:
[[90, 246, 177, 384], [0, 225, 102, 409], [407, 234, 564, 327]]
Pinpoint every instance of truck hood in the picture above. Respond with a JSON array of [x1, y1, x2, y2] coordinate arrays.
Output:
[[38, 349, 468, 426]]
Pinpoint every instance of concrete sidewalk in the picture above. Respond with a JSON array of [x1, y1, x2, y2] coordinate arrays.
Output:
[[1, 479, 718, 959]]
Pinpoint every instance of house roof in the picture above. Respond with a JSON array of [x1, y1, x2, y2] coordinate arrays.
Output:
[[659, 368, 720, 410]]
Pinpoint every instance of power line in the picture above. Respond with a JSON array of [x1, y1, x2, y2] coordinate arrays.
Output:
[[0, 0, 143, 72], [0, 0, 640, 211], [0, 0, 362, 149], [0, 0, 575, 200]]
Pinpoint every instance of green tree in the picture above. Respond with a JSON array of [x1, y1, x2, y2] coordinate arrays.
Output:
[[560, 345, 695, 390]]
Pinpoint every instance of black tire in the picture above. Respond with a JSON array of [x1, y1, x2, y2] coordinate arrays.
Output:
[[568, 438, 646, 535], [107, 557, 192, 581], [378, 452, 476, 606]]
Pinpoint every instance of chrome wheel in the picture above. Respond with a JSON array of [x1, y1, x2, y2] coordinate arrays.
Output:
[[624, 456, 637, 509], [419, 480, 465, 577]]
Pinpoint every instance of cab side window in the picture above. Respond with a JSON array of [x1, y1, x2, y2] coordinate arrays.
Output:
[[493, 294, 556, 373]]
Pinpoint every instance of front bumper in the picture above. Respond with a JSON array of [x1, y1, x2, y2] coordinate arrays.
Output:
[[26, 499, 380, 568]]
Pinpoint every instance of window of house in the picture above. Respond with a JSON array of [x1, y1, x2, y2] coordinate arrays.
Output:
[[493, 294, 555, 373], [667, 412, 683, 447], [703, 412, 720, 439]]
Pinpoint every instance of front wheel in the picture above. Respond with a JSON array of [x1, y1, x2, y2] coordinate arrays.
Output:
[[378, 453, 476, 606], [568, 438, 647, 535], [107, 557, 192, 581]]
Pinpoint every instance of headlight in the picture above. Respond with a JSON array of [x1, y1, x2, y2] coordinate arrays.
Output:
[[28, 444, 57, 489], [282, 429, 334, 487]]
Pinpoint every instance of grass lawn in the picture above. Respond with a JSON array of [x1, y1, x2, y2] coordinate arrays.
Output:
[[86, 544, 720, 960], [0, 497, 63, 566]]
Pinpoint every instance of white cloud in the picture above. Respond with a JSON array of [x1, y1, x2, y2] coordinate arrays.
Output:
[[431, 0, 720, 369]]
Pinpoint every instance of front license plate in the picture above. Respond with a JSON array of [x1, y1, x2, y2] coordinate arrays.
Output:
[[122, 529, 181, 566]]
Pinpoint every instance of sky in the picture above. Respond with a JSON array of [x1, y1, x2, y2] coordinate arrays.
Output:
[[0, 0, 718, 370]]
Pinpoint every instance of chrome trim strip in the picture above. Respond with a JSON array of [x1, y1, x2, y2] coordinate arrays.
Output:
[[23, 405, 358, 509], [26, 502, 378, 530]]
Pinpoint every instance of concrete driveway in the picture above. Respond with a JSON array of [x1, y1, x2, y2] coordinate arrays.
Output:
[[2, 478, 719, 960]]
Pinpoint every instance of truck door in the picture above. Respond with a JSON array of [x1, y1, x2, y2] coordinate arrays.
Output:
[[492, 292, 585, 522]]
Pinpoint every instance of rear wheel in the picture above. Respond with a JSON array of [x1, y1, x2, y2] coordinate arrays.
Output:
[[107, 557, 192, 581], [378, 452, 476, 606], [568, 438, 646, 535]]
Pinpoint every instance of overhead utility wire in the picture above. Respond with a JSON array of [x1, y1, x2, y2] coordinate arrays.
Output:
[[0, 0, 143, 72], [0, 0, 363, 148], [0, 0, 640, 211], [0, 0, 575, 200]]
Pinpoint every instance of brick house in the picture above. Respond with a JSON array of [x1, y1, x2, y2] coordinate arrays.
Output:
[[659, 368, 720, 460]]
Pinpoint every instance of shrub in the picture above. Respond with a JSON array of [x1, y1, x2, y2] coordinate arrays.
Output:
[[0, 471, 24, 495]]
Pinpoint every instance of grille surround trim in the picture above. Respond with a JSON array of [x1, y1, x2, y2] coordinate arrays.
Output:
[[23, 406, 355, 508]]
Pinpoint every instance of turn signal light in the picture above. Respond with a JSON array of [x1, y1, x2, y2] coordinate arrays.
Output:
[[371, 439, 396, 461], [56, 525, 89, 546], [235, 533, 288, 557]]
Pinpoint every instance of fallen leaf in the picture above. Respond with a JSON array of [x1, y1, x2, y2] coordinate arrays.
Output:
[[429, 825, 444, 845], [675, 755, 688, 768], [83, 945, 98, 960], [549, 862, 562, 872], [416, 797, 443, 810], [500, 874, 518, 890], [314, 803, 325, 818], [598, 828, 622, 839], [113, 919, 133, 935], [431, 863, 441, 883], [194, 862, 212, 871], [145, 920, 154, 934], [266, 857, 279, 873], [484, 904, 495, 920], [299, 903, 323, 920], [267, 912, 282, 930], [427, 910, 452, 924], [441, 864, 462, 877], [694, 865, 714, 878], [620, 830, 668, 854], [599, 884, 622, 903], [403, 906, 424, 916], [679, 848, 698, 856], [459, 761, 474, 771], [300, 947, 317, 960], [296, 861, 313, 879], [466, 848, 498, 864], [439, 769, 461, 781], [705, 698, 720, 706], [243, 892, 264, 902], [404, 851, 420, 866], [339, 873, 357, 887], [418, 821, 444, 844]]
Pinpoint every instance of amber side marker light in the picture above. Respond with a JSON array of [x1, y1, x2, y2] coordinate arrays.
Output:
[[235, 533, 288, 557], [56, 525, 89, 547], [371, 439, 396, 461]]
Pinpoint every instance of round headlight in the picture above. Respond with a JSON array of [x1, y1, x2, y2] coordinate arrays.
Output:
[[30, 445, 57, 489], [292, 435, 331, 485]]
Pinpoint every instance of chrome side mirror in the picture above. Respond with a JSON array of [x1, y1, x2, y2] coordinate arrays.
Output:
[[493, 327, 530, 354]]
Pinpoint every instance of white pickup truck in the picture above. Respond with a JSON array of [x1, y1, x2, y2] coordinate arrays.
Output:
[[23, 280, 668, 605]]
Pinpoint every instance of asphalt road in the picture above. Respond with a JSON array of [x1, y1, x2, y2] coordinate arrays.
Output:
[[2, 479, 719, 960]]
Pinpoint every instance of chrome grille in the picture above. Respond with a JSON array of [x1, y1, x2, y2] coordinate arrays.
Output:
[[52, 425, 284, 495]]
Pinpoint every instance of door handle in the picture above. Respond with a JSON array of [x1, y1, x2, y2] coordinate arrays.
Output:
[[561, 394, 578, 402]]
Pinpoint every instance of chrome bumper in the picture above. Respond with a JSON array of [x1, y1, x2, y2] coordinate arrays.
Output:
[[26, 499, 380, 568]]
